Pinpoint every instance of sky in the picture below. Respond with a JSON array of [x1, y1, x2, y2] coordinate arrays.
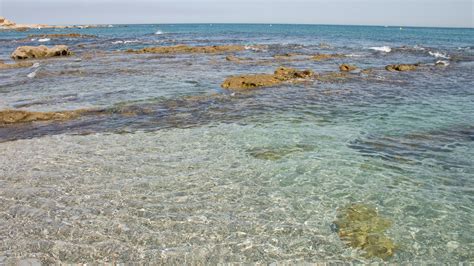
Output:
[[1, 0, 473, 28]]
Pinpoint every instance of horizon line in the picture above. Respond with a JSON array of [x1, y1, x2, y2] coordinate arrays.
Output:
[[49, 22, 474, 30]]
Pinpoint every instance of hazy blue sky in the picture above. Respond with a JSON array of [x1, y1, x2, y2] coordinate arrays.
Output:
[[1, 0, 473, 28]]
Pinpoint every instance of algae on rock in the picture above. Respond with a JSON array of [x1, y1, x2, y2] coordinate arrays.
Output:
[[333, 203, 396, 260]]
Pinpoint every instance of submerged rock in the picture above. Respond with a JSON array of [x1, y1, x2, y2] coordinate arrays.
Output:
[[0, 109, 91, 125], [221, 66, 314, 90], [28, 33, 97, 38], [339, 64, 358, 72], [11, 45, 71, 60], [316, 72, 349, 82], [385, 64, 418, 71], [225, 55, 253, 63], [248, 144, 313, 160], [333, 204, 396, 260], [273, 53, 301, 59], [0, 60, 33, 70], [127, 45, 247, 54], [312, 53, 345, 61]]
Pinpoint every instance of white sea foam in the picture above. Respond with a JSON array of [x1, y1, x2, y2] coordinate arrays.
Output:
[[244, 45, 265, 52], [112, 40, 140, 44], [31, 63, 40, 68], [38, 38, 50, 42], [429, 51, 450, 59], [436, 60, 450, 66], [346, 53, 364, 57], [27, 71, 37, 79], [369, 46, 391, 53], [155, 30, 164, 35], [413, 45, 426, 51]]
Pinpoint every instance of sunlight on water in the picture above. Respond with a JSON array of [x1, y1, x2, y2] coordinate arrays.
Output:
[[0, 24, 473, 263]]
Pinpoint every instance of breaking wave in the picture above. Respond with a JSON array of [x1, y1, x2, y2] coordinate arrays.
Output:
[[369, 46, 392, 53]]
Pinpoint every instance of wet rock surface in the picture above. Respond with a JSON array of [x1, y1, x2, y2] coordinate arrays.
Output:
[[0, 109, 95, 125], [333, 204, 396, 260], [385, 64, 419, 71], [0, 60, 34, 70], [339, 64, 358, 72], [11, 45, 72, 60], [312, 53, 345, 61], [127, 45, 247, 54], [221, 67, 314, 90]]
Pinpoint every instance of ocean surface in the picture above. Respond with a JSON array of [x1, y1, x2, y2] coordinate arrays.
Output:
[[0, 24, 473, 263]]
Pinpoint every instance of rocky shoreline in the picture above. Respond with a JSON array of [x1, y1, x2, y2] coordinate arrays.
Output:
[[0, 16, 109, 31]]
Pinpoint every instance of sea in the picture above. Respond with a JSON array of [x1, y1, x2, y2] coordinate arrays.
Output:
[[0, 24, 473, 263]]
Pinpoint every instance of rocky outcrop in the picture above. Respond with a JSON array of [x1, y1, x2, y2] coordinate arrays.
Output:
[[0, 60, 34, 70], [221, 67, 314, 90], [0, 17, 15, 27], [0, 16, 109, 31], [28, 33, 97, 38], [274, 67, 314, 79], [127, 45, 248, 54], [339, 64, 358, 72], [0, 16, 52, 30], [312, 53, 345, 61], [385, 64, 418, 71], [0, 109, 89, 125], [11, 45, 71, 60]]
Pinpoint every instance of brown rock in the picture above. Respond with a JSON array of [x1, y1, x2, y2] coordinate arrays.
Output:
[[0, 60, 34, 70], [221, 66, 314, 90], [11, 45, 71, 60], [0, 109, 89, 125], [221, 74, 280, 90], [385, 64, 418, 71], [339, 64, 358, 72], [0, 16, 16, 27], [274, 66, 314, 80], [127, 45, 247, 54], [312, 53, 345, 61]]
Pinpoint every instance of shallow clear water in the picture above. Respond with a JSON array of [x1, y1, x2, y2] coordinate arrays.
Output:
[[0, 24, 473, 263]]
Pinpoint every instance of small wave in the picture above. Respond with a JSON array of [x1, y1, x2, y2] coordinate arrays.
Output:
[[38, 38, 51, 42], [27, 71, 37, 79], [112, 40, 140, 44], [429, 51, 450, 59], [369, 46, 391, 53], [345, 53, 364, 57], [155, 30, 164, 35], [32, 63, 40, 68], [244, 45, 266, 52], [413, 45, 426, 51], [436, 60, 450, 66]]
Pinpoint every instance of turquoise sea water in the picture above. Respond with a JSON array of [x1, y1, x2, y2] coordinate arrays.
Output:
[[0, 24, 473, 263]]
